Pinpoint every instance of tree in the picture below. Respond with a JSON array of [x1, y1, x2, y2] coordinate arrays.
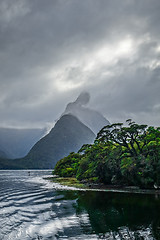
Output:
[[54, 120, 160, 188], [96, 119, 148, 159]]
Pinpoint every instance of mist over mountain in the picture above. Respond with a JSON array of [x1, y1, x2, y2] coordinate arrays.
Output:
[[9, 114, 95, 169], [19, 92, 109, 169], [63, 92, 110, 134], [0, 92, 109, 169], [0, 128, 46, 159]]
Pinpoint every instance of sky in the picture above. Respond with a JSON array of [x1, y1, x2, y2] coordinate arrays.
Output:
[[0, 0, 160, 129]]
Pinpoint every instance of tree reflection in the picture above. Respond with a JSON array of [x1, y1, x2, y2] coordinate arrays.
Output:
[[57, 190, 160, 239]]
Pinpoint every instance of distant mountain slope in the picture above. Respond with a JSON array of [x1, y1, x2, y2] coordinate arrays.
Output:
[[12, 114, 95, 169], [0, 92, 109, 169], [0, 157, 22, 169], [0, 150, 7, 159], [0, 128, 46, 159], [63, 92, 110, 134]]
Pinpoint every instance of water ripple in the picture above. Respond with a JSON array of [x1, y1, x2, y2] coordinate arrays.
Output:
[[0, 170, 159, 240]]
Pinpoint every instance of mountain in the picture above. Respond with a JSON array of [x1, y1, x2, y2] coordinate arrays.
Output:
[[9, 114, 95, 169], [0, 92, 110, 169], [62, 92, 110, 134], [0, 150, 7, 159], [0, 157, 22, 169], [0, 128, 46, 159]]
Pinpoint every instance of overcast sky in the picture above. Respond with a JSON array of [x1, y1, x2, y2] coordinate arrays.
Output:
[[0, 0, 160, 128]]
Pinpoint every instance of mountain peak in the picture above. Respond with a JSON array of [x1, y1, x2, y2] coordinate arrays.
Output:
[[63, 92, 110, 134]]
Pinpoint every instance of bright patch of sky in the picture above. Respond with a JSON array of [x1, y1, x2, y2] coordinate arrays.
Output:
[[0, 0, 160, 128]]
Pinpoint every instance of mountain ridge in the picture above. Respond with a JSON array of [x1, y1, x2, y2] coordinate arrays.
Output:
[[62, 92, 110, 134], [0, 127, 46, 159], [0, 114, 95, 169], [0, 92, 110, 169]]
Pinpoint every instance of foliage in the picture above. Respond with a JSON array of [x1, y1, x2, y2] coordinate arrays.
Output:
[[54, 152, 80, 177], [54, 120, 160, 189]]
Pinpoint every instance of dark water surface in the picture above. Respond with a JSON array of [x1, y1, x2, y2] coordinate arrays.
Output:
[[0, 170, 160, 240]]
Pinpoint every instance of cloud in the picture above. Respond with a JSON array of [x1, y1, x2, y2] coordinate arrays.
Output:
[[0, 0, 160, 128], [0, 0, 30, 24]]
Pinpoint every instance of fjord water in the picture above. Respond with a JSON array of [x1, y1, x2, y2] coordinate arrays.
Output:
[[0, 171, 160, 240]]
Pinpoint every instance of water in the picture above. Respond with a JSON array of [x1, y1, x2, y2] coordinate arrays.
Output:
[[0, 170, 160, 240]]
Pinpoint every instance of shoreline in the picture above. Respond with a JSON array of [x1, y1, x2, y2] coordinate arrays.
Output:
[[45, 176, 160, 195]]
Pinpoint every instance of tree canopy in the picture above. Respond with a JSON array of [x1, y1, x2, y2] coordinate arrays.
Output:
[[54, 120, 160, 189]]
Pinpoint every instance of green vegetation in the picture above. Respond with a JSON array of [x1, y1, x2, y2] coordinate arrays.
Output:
[[46, 176, 85, 188], [54, 120, 160, 189]]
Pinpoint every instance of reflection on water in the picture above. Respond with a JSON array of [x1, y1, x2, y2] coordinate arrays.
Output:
[[0, 170, 160, 239]]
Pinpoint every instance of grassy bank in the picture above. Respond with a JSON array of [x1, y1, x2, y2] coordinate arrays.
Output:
[[45, 176, 86, 188], [45, 176, 160, 195]]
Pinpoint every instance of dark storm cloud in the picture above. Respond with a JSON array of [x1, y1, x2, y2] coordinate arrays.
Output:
[[0, 0, 160, 127]]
